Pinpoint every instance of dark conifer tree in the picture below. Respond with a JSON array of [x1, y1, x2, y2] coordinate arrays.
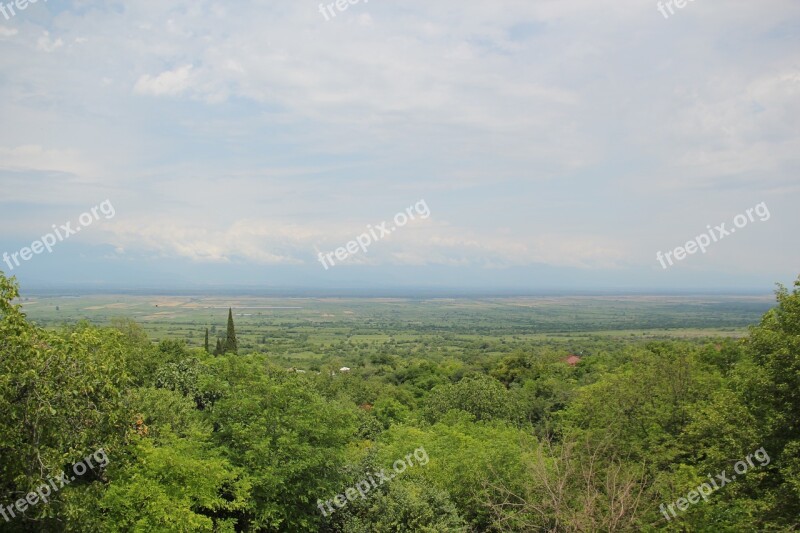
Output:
[[224, 308, 238, 354], [204, 328, 210, 353]]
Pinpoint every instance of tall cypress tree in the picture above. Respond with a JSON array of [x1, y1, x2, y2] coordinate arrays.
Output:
[[204, 328, 210, 353], [214, 338, 222, 356], [224, 308, 238, 354]]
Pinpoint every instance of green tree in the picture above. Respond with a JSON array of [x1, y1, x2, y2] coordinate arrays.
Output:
[[422, 374, 522, 425], [338, 478, 467, 532], [204, 328, 210, 353], [376, 415, 534, 530], [0, 274, 131, 529], [224, 308, 238, 355], [742, 278, 800, 525], [155, 357, 222, 410], [207, 356, 357, 531], [560, 343, 721, 465]]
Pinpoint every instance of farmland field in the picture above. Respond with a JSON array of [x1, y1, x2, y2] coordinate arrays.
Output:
[[19, 293, 774, 369]]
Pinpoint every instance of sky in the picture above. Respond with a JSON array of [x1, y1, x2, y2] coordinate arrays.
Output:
[[0, 0, 798, 293]]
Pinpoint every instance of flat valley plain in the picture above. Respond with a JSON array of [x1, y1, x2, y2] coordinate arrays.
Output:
[[18, 293, 775, 371]]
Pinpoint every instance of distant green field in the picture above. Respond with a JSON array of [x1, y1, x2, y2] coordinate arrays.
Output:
[[17, 294, 773, 369]]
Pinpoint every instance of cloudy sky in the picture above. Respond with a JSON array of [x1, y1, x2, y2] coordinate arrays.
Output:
[[0, 0, 798, 293]]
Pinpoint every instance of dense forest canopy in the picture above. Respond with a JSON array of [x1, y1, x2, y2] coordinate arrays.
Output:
[[1, 272, 799, 531]]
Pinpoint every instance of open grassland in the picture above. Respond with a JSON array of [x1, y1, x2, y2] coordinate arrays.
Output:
[[18, 294, 772, 370]]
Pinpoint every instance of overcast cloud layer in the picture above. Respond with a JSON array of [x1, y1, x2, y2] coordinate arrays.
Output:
[[0, 0, 798, 292]]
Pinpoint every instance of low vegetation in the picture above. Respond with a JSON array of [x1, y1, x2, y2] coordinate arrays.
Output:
[[1, 272, 798, 531]]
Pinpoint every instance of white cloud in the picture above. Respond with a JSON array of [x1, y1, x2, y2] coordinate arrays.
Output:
[[134, 64, 194, 96], [36, 31, 63, 52], [0, 0, 798, 283], [105, 214, 628, 270], [0, 145, 96, 176]]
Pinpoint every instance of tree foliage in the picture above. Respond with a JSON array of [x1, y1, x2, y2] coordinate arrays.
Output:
[[1, 271, 799, 531]]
